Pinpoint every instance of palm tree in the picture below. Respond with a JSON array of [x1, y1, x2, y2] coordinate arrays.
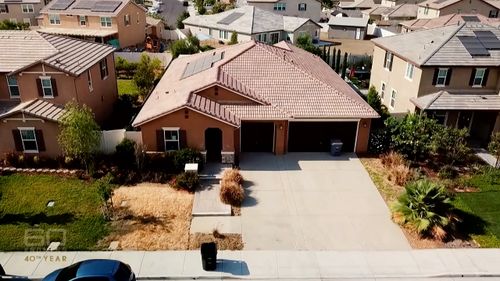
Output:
[[392, 179, 454, 240]]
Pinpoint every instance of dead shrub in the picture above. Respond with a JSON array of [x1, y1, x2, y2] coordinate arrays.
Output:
[[388, 164, 413, 186], [222, 169, 244, 184], [220, 180, 245, 206], [380, 151, 406, 168]]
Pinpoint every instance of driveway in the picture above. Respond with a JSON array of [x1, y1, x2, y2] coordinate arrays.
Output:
[[239, 153, 410, 250]]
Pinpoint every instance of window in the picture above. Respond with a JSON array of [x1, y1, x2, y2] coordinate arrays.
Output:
[[428, 111, 447, 125], [380, 81, 386, 100], [9, 18, 16, 23], [163, 128, 180, 151], [219, 30, 228, 39], [19, 128, 38, 152], [87, 70, 93, 91], [473, 68, 486, 87], [23, 18, 31, 26], [405, 62, 414, 80], [124, 14, 130, 26], [270, 32, 279, 44], [489, 9, 498, 18], [100, 16, 112, 27], [383, 51, 393, 70], [79, 15, 86, 26], [436, 68, 448, 86], [390, 89, 396, 108], [21, 4, 34, 13], [274, 3, 286, 11], [40, 77, 53, 97], [136, 12, 140, 24], [298, 3, 307, 11], [100, 58, 108, 79], [424, 6, 429, 15], [7, 75, 19, 98], [49, 14, 60, 25], [0, 4, 8, 13]]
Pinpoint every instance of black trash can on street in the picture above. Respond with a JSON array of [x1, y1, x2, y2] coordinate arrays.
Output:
[[201, 242, 217, 271], [330, 139, 343, 156]]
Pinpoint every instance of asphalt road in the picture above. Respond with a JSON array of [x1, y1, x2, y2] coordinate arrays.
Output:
[[158, 0, 187, 28]]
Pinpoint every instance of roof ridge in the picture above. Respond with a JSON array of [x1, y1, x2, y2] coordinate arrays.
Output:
[[188, 93, 240, 125], [421, 22, 465, 65], [425, 90, 445, 109], [217, 69, 271, 104]]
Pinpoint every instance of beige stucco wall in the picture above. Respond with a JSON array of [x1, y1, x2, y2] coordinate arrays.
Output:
[[417, 0, 499, 19], [328, 25, 366, 39], [292, 20, 320, 43], [247, 0, 322, 22], [0, 2, 45, 26], [416, 6, 440, 19]]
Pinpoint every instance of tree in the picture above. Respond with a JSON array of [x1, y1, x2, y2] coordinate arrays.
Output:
[[212, 1, 226, 13], [295, 34, 322, 56], [488, 132, 500, 167], [0, 20, 29, 30], [392, 179, 454, 240], [366, 86, 389, 120], [133, 54, 163, 97], [176, 11, 190, 29], [228, 31, 238, 45], [335, 49, 341, 72], [331, 47, 336, 70], [170, 35, 201, 58], [341, 52, 348, 79], [433, 127, 470, 165], [58, 102, 100, 172]]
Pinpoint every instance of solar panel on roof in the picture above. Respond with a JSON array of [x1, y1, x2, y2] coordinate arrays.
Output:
[[181, 51, 225, 79], [458, 36, 491, 56], [433, 0, 448, 3], [73, 0, 96, 9], [91, 0, 121, 12], [474, 30, 497, 38], [462, 16, 480, 22], [50, 0, 75, 10], [473, 30, 500, 50], [217, 12, 244, 25]]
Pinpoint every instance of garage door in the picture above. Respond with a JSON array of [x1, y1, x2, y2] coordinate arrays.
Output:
[[288, 122, 357, 152], [241, 122, 274, 152]]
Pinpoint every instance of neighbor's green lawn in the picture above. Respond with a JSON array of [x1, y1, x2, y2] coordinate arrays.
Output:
[[117, 79, 139, 96], [453, 170, 500, 247], [0, 174, 108, 251]]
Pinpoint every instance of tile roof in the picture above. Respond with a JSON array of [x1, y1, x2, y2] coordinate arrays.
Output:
[[183, 6, 318, 34], [411, 90, 500, 110], [0, 0, 40, 3], [363, 3, 418, 18], [37, 27, 118, 37], [328, 16, 368, 27], [400, 13, 500, 31], [339, 0, 381, 9], [418, 0, 500, 9], [40, 0, 145, 17], [372, 22, 500, 66], [0, 30, 115, 75], [132, 41, 378, 127], [0, 99, 65, 122]]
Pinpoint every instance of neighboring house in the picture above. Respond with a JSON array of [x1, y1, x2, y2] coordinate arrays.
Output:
[[400, 13, 500, 32], [417, 0, 500, 19], [362, 3, 419, 21], [381, 0, 426, 7], [245, 0, 322, 22], [0, 0, 45, 26], [0, 30, 118, 157], [146, 15, 164, 40], [328, 16, 368, 39], [132, 41, 378, 164], [370, 23, 500, 146], [183, 6, 321, 44], [339, 0, 381, 11], [37, 0, 147, 49]]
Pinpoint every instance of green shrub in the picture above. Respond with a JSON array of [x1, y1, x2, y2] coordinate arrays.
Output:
[[432, 127, 470, 165], [438, 165, 458, 180], [115, 139, 136, 169], [143, 152, 176, 172], [173, 148, 203, 172], [368, 129, 391, 154], [220, 179, 245, 206], [176, 11, 190, 29], [174, 172, 199, 191], [392, 179, 454, 240]]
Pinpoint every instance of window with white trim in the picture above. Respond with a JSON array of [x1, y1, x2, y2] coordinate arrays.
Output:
[[298, 3, 306, 11], [40, 77, 53, 97], [163, 129, 180, 151], [9, 18, 16, 23], [473, 68, 486, 87], [274, 3, 286, 11], [23, 18, 31, 26], [424, 6, 429, 15], [219, 30, 228, 39], [19, 128, 38, 152], [0, 4, 7, 13], [87, 70, 93, 91], [270, 32, 280, 44], [405, 62, 414, 80], [384, 51, 393, 70], [79, 15, 86, 26], [7, 75, 19, 98], [100, 16, 112, 27], [124, 14, 130, 26], [380, 81, 386, 100], [22, 4, 34, 13], [390, 89, 396, 108], [49, 14, 60, 25], [436, 68, 448, 86]]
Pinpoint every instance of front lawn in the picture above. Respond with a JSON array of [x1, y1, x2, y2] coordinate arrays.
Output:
[[117, 79, 139, 97], [0, 174, 108, 251]]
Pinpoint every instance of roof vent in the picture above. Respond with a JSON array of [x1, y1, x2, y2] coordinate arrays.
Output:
[[165, 91, 169, 95]]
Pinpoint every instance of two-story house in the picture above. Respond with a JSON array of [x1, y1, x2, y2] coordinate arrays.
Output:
[[246, 0, 321, 22], [183, 6, 321, 44], [370, 23, 500, 146], [0, 30, 118, 158], [400, 13, 500, 33], [0, 0, 46, 26], [37, 0, 146, 49], [417, 0, 500, 19]]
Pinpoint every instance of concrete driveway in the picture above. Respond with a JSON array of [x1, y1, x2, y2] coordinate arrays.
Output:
[[239, 153, 410, 250]]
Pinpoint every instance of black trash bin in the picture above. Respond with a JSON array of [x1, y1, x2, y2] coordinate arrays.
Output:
[[200, 242, 217, 271], [330, 139, 343, 156]]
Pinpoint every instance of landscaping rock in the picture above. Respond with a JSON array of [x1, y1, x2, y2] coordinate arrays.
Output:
[[108, 241, 120, 250]]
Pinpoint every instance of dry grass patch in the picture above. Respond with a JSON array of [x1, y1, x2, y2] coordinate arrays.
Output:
[[189, 231, 243, 250], [101, 183, 193, 250]]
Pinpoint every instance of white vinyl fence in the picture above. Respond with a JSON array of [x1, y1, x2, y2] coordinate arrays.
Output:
[[100, 129, 142, 154]]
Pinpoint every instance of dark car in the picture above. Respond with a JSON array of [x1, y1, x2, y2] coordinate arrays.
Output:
[[42, 259, 135, 281]]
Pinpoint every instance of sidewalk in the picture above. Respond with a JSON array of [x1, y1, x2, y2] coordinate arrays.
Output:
[[2, 249, 500, 280]]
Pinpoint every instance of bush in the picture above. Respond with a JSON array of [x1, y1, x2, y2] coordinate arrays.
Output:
[[381, 151, 412, 186], [176, 11, 190, 29], [173, 148, 203, 172], [174, 172, 199, 191], [143, 152, 176, 172], [380, 151, 406, 168], [228, 31, 238, 45], [392, 179, 455, 240], [368, 129, 391, 154], [220, 180, 245, 206], [115, 139, 136, 169], [438, 165, 458, 180], [222, 169, 243, 184], [432, 127, 470, 165]]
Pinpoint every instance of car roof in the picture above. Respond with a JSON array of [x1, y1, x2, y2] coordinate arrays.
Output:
[[76, 260, 119, 277]]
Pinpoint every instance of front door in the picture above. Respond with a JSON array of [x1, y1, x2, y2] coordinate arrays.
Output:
[[205, 128, 222, 162]]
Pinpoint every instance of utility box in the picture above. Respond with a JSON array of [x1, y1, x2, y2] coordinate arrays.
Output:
[[330, 139, 343, 156]]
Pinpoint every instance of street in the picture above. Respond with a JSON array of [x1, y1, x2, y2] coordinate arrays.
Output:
[[158, 0, 188, 28]]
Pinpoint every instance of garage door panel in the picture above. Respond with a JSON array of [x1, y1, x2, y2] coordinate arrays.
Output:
[[288, 122, 357, 152], [241, 122, 274, 152]]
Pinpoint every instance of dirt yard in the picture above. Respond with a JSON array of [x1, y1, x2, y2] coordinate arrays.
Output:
[[103, 183, 194, 250], [320, 33, 374, 55]]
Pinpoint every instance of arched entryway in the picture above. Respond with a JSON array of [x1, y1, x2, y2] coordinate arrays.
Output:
[[205, 128, 222, 162]]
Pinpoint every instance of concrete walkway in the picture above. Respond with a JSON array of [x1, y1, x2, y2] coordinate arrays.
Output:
[[3, 250, 500, 279], [192, 180, 231, 216], [474, 148, 499, 168]]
